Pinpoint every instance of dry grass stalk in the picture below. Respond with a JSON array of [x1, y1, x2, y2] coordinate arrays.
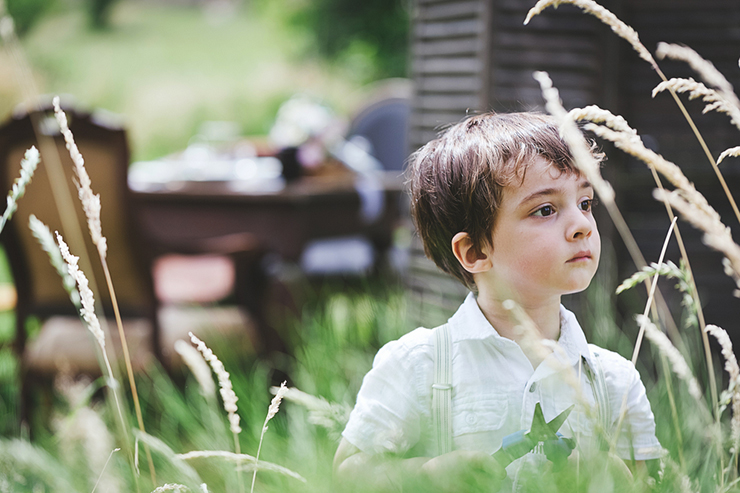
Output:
[[91, 447, 121, 493], [55, 231, 129, 453], [188, 332, 241, 435], [264, 381, 288, 426], [631, 218, 677, 365], [537, 0, 740, 232], [568, 106, 634, 134], [501, 300, 599, 413], [637, 315, 703, 402], [570, 104, 721, 418], [151, 484, 189, 493], [524, 0, 656, 70], [52, 97, 107, 259], [718, 146, 740, 166], [704, 324, 740, 447], [56, 232, 105, 349], [535, 72, 655, 295], [179, 453, 303, 491], [55, 404, 121, 493], [188, 332, 243, 491], [649, 42, 740, 226], [579, 120, 722, 227], [653, 188, 740, 297], [274, 386, 352, 440], [653, 78, 740, 132], [53, 96, 154, 483], [251, 381, 288, 493], [611, 219, 678, 453], [174, 340, 216, 398], [570, 105, 696, 195], [1, 146, 39, 233], [501, 299, 553, 367], [176, 451, 306, 482], [656, 42, 740, 110], [29, 215, 80, 307], [533, 72, 615, 204]]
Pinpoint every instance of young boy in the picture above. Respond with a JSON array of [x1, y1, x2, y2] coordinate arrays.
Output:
[[334, 112, 662, 492]]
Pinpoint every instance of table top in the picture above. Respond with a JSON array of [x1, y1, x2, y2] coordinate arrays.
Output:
[[128, 145, 405, 204], [130, 169, 405, 203], [128, 149, 406, 262]]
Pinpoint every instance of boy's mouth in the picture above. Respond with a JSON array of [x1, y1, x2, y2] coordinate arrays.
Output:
[[567, 251, 592, 262]]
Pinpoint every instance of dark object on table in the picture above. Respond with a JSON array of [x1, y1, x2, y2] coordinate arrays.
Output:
[[277, 146, 302, 182]]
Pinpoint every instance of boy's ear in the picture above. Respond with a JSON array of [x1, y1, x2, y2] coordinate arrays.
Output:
[[451, 232, 492, 273]]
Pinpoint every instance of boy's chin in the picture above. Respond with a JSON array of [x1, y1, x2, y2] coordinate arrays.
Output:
[[562, 278, 595, 295]]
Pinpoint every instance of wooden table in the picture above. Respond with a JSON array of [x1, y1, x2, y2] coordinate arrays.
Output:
[[130, 172, 405, 262], [129, 170, 405, 354]]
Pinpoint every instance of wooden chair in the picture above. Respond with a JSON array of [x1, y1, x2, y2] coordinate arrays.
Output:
[[0, 100, 259, 426]]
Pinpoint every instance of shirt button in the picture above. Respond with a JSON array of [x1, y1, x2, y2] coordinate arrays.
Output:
[[465, 412, 477, 425], [529, 383, 537, 393]]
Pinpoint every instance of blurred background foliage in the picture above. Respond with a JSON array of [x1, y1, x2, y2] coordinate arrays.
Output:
[[4, 0, 54, 36], [6, 0, 121, 34], [285, 0, 411, 81], [0, 0, 410, 162]]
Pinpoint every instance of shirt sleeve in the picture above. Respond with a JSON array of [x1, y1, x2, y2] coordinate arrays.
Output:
[[598, 347, 664, 461], [342, 333, 429, 455]]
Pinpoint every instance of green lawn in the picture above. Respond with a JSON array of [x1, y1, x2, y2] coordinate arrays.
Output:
[[3, 1, 375, 161]]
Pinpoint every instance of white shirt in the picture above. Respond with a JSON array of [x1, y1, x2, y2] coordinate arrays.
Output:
[[343, 293, 662, 468]]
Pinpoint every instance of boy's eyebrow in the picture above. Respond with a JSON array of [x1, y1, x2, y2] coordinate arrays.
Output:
[[519, 180, 593, 206]]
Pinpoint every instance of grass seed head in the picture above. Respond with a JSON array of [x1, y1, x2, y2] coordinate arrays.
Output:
[[151, 484, 189, 493], [29, 215, 80, 307], [52, 96, 107, 259], [653, 188, 740, 296], [525, 0, 656, 69], [533, 71, 615, 204], [174, 339, 215, 398], [653, 78, 740, 131], [56, 231, 105, 349], [717, 146, 740, 165], [639, 315, 703, 401], [656, 42, 740, 107], [1, 146, 39, 233], [188, 332, 241, 434]]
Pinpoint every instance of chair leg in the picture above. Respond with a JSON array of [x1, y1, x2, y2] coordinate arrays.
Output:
[[233, 250, 289, 356], [18, 360, 30, 433], [13, 312, 31, 432]]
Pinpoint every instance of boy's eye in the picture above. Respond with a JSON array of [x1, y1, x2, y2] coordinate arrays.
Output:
[[533, 205, 554, 217], [579, 199, 594, 212]]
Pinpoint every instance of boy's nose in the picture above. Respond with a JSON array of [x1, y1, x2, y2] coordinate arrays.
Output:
[[567, 211, 593, 240]]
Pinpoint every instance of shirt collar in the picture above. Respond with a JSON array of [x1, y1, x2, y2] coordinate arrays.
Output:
[[448, 292, 594, 367]]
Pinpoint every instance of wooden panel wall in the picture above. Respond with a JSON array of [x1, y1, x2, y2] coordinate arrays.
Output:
[[410, 0, 490, 150], [407, 0, 490, 328]]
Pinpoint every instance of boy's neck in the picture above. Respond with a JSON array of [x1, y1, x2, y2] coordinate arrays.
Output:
[[475, 293, 562, 343]]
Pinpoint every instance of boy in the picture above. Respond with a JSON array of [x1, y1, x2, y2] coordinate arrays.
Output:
[[334, 112, 662, 492]]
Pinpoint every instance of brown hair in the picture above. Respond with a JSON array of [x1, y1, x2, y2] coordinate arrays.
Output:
[[407, 112, 600, 288]]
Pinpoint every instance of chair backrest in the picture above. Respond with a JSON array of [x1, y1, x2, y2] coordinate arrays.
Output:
[[348, 97, 411, 172], [0, 102, 155, 319]]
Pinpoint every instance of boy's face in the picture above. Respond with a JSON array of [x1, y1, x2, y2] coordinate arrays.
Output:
[[479, 157, 600, 303]]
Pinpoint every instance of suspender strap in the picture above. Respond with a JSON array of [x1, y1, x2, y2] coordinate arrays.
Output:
[[432, 323, 453, 456], [583, 351, 612, 444]]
